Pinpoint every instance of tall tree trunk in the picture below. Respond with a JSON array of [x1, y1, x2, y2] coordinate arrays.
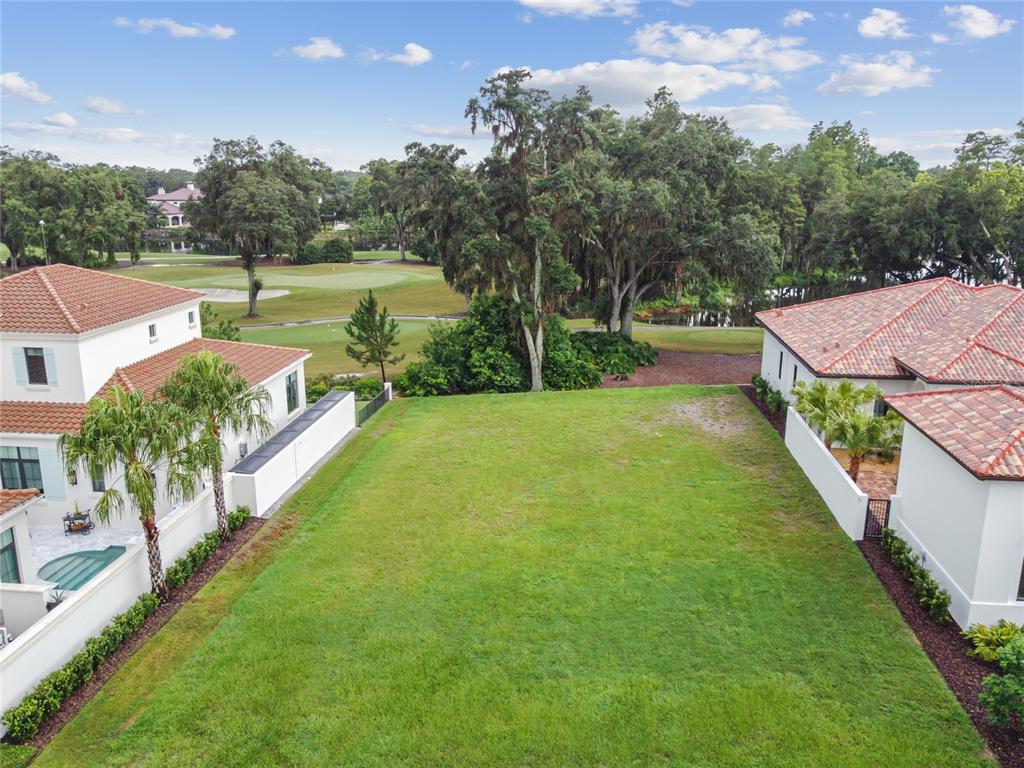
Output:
[[245, 255, 258, 317], [212, 450, 228, 540], [379, 361, 387, 383], [464, 289, 472, 312], [396, 219, 407, 261], [521, 316, 544, 392], [848, 455, 862, 483], [142, 515, 168, 599]]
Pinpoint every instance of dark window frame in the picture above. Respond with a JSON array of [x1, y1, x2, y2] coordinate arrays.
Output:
[[777, 350, 783, 379], [286, 371, 299, 413], [91, 467, 106, 492], [0, 447, 43, 493], [148, 323, 157, 340], [24, 347, 48, 385], [0, 528, 20, 584]]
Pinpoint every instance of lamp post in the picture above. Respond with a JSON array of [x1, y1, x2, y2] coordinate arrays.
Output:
[[38, 220, 49, 266]]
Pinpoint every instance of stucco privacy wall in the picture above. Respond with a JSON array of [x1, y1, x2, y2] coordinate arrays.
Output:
[[0, 483, 221, 736], [890, 425, 1024, 627], [784, 407, 869, 540], [231, 390, 357, 517]]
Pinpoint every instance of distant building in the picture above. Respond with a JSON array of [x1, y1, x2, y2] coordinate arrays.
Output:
[[146, 181, 202, 228]]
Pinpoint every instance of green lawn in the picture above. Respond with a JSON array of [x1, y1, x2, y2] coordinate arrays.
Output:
[[33, 388, 988, 767], [567, 320, 763, 355], [241, 319, 443, 378], [117, 261, 465, 326]]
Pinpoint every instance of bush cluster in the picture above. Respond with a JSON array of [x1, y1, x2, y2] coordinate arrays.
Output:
[[751, 374, 789, 414], [981, 635, 1024, 729], [963, 621, 1024, 663], [395, 296, 655, 396], [228, 505, 252, 532], [296, 238, 353, 265], [2, 593, 160, 742], [165, 531, 221, 589], [306, 374, 382, 404], [881, 528, 952, 623], [354, 378, 383, 401]]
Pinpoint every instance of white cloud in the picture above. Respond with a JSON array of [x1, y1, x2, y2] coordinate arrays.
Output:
[[632, 22, 822, 72], [942, 4, 1016, 38], [43, 112, 77, 128], [858, 8, 912, 39], [0, 72, 52, 104], [407, 123, 489, 140], [83, 96, 143, 115], [292, 36, 345, 60], [455, 60, 473, 70], [387, 42, 433, 66], [518, 0, 638, 18], [930, 32, 950, 43], [818, 51, 936, 96], [515, 59, 760, 109], [113, 17, 236, 40], [782, 10, 815, 28], [693, 103, 810, 131], [873, 126, 1014, 165]]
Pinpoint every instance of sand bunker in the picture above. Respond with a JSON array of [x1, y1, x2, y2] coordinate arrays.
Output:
[[199, 288, 290, 302]]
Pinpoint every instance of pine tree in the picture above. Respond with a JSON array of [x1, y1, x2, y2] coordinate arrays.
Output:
[[345, 290, 404, 382]]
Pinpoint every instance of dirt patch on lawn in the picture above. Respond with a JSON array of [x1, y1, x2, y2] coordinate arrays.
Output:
[[658, 396, 751, 439], [25, 517, 265, 750], [602, 351, 760, 388]]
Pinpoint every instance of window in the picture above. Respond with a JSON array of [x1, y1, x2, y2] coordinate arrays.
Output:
[[91, 467, 105, 493], [188, 310, 196, 328], [777, 350, 783, 379], [0, 528, 20, 584], [793, 365, 798, 387], [873, 397, 889, 418], [286, 371, 299, 413], [239, 442, 249, 459], [24, 348, 47, 385], [148, 323, 157, 342], [1017, 557, 1024, 601], [0, 447, 43, 493]]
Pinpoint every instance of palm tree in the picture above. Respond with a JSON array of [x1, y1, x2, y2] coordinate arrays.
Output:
[[832, 412, 888, 483], [792, 378, 882, 449], [159, 351, 271, 539], [59, 386, 202, 598]]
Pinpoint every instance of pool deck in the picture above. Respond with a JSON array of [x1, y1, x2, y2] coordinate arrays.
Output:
[[29, 525, 139, 580]]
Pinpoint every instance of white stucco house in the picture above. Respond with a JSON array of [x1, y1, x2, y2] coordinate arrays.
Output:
[[755, 277, 1024, 405], [146, 182, 202, 228], [762, 276, 1024, 627], [884, 386, 1024, 628]]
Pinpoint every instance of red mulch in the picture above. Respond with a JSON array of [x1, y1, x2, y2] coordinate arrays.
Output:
[[601, 351, 760, 388], [858, 540, 1024, 766], [22, 517, 265, 749], [738, 384, 786, 438]]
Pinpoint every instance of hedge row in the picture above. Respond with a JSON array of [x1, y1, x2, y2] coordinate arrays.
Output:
[[881, 527, 952, 623], [1, 593, 159, 742]]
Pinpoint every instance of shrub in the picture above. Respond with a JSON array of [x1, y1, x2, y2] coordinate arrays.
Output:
[[228, 505, 251, 532], [964, 621, 1024, 663], [165, 531, 220, 589], [1, 593, 159, 742], [543, 318, 603, 390], [570, 331, 657, 374], [980, 635, 1024, 728], [296, 242, 323, 265], [751, 373, 769, 399], [881, 528, 952, 623], [354, 378, 383, 400], [321, 238, 353, 263]]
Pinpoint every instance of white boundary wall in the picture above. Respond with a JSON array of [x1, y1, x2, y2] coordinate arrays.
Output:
[[784, 407, 869, 540]]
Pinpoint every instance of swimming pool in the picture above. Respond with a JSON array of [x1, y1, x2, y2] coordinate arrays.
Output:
[[37, 546, 127, 591]]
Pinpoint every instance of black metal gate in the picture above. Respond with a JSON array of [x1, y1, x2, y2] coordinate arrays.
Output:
[[356, 387, 390, 426], [864, 498, 890, 539]]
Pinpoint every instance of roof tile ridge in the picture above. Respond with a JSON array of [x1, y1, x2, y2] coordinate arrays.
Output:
[[978, 424, 1024, 476], [821, 278, 960, 373], [887, 385, 1003, 402], [756, 277, 954, 322], [37, 268, 83, 333]]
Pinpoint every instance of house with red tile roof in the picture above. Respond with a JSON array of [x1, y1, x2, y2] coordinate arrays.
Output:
[[0, 264, 317, 531], [755, 277, 1024, 403], [765, 276, 1024, 627], [880, 385, 1024, 627], [146, 182, 202, 228]]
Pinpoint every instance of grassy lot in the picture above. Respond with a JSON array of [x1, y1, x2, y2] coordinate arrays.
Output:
[[118, 262, 465, 326], [34, 388, 988, 768], [241, 318, 442, 378], [567, 320, 763, 355]]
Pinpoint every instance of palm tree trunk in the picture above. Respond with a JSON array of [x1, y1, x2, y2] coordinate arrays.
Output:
[[212, 452, 229, 539], [848, 455, 862, 483], [142, 515, 168, 598]]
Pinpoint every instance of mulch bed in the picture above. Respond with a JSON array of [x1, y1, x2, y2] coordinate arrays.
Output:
[[23, 517, 265, 749], [859, 540, 1024, 766], [601, 351, 760, 389], [738, 384, 786, 438]]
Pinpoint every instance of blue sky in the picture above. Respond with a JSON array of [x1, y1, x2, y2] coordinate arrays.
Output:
[[1, 1, 1021, 171]]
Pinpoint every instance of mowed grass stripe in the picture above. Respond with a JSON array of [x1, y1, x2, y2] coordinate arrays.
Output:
[[34, 388, 990, 767]]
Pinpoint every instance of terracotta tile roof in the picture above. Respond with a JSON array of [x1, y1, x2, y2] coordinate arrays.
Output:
[[96, 338, 309, 399], [157, 201, 182, 215], [755, 278, 1024, 382], [0, 401, 89, 435], [0, 264, 204, 334], [146, 186, 202, 202], [886, 386, 1024, 480], [0, 488, 42, 516]]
